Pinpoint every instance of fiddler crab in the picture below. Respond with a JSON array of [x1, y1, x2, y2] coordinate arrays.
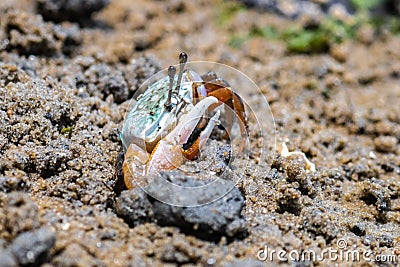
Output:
[[121, 52, 248, 189]]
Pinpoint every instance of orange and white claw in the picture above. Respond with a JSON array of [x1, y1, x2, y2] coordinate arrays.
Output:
[[146, 96, 220, 175]]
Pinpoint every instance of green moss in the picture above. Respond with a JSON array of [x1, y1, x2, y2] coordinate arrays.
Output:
[[61, 126, 74, 134], [350, 0, 383, 11], [290, 32, 327, 53], [388, 17, 400, 34], [249, 26, 280, 39], [228, 35, 247, 48], [216, 1, 246, 25]]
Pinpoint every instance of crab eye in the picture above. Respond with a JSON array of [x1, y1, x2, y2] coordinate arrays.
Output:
[[179, 52, 188, 64]]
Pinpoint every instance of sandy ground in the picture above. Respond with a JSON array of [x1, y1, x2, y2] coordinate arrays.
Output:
[[0, 0, 399, 266]]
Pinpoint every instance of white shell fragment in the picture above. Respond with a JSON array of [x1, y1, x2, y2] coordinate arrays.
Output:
[[279, 142, 316, 173]]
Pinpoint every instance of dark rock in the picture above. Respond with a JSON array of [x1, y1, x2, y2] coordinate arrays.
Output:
[[9, 227, 56, 266], [115, 170, 247, 241], [148, 171, 247, 242], [36, 0, 110, 23], [115, 187, 154, 227]]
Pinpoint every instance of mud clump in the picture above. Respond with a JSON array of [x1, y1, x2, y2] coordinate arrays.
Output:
[[374, 135, 398, 153], [116, 171, 247, 242], [1, 9, 82, 56], [52, 243, 103, 267], [0, 193, 56, 266], [0, 175, 29, 193], [80, 56, 160, 103], [36, 0, 110, 23], [115, 187, 154, 227], [0, 192, 40, 241], [301, 206, 339, 242], [359, 181, 391, 214], [9, 227, 56, 266]]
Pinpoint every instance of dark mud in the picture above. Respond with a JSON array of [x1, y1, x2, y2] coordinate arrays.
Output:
[[36, 0, 110, 23], [0, 0, 399, 266]]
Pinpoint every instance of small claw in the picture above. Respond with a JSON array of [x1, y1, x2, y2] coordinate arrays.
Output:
[[198, 110, 220, 149]]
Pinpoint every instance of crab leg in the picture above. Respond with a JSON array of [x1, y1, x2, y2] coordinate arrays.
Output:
[[122, 143, 149, 189]]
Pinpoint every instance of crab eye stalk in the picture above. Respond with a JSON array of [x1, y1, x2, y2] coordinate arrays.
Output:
[[174, 52, 188, 95], [165, 65, 176, 110], [179, 52, 188, 64]]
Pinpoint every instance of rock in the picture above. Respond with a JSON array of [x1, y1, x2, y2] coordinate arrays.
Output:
[[356, 24, 375, 45], [115, 170, 247, 241], [36, 0, 110, 23], [115, 187, 154, 227], [329, 43, 349, 63], [9, 227, 56, 266], [149, 171, 247, 241], [0, 250, 17, 267]]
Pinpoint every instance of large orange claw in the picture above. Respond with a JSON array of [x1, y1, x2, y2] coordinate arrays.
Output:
[[123, 97, 220, 189]]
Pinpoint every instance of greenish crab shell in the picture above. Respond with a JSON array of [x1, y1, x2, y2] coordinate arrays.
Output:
[[121, 69, 205, 153]]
